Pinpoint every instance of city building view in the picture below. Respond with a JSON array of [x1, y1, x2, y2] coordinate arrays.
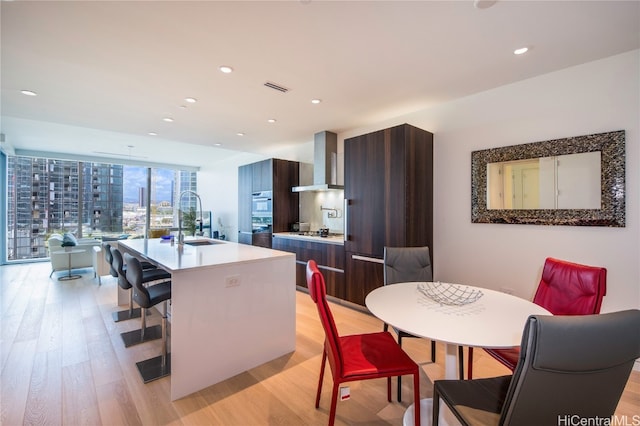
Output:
[[6, 155, 197, 261]]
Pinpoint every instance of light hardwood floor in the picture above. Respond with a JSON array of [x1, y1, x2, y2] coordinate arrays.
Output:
[[1, 262, 638, 425]]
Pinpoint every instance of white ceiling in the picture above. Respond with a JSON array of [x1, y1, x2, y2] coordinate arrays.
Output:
[[1, 0, 639, 167]]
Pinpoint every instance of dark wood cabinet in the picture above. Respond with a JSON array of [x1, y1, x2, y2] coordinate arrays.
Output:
[[252, 159, 273, 192], [323, 244, 346, 300], [345, 255, 384, 306], [238, 164, 253, 245], [272, 237, 345, 299], [237, 159, 299, 247], [344, 123, 433, 305], [272, 159, 299, 234], [252, 232, 272, 248]]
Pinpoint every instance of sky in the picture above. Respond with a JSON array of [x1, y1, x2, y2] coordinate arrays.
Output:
[[123, 166, 174, 204]]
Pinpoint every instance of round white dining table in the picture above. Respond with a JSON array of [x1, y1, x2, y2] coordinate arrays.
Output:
[[365, 282, 551, 426]]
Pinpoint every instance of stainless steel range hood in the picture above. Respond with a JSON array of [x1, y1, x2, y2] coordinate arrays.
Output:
[[292, 131, 344, 192]]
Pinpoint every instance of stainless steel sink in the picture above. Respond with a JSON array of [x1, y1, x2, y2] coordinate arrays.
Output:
[[183, 240, 222, 246]]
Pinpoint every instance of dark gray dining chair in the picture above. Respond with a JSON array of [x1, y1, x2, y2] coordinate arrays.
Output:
[[383, 246, 466, 400], [433, 309, 640, 426]]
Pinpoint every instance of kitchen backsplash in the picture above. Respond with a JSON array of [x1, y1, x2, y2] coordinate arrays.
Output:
[[298, 162, 344, 233], [298, 190, 344, 233]]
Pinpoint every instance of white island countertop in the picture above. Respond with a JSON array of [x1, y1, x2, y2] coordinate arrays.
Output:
[[119, 238, 293, 271]]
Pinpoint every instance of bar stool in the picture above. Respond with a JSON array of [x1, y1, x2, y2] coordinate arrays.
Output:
[[125, 253, 172, 383], [106, 244, 161, 322], [111, 248, 170, 348]]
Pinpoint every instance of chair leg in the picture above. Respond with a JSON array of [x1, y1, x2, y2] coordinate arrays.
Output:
[[161, 308, 168, 360], [413, 371, 421, 426], [316, 350, 327, 408], [112, 288, 144, 322], [431, 339, 437, 362], [136, 300, 171, 383], [127, 287, 136, 317], [468, 347, 474, 379], [458, 346, 464, 379], [397, 334, 403, 402], [387, 377, 392, 402], [433, 386, 440, 426], [120, 306, 162, 347], [328, 381, 339, 426]]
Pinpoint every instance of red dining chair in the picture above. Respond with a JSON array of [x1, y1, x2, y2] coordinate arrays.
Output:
[[467, 257, 607, 379], [306, 260, 421, 426]]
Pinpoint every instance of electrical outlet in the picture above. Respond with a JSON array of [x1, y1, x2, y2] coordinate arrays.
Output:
[[225, 275, 241, 287]]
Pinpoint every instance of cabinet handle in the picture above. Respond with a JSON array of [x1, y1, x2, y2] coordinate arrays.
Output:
[[318, 264, 344, 273], [351, 254, 384, 264], [296, 260, 344, 273], [344, 198, 349, 242]]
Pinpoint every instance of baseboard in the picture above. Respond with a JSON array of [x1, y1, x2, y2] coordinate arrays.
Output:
[[634, 359, 640, 372]]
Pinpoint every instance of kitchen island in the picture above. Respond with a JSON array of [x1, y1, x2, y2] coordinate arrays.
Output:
[[118, 238, 296, 401]]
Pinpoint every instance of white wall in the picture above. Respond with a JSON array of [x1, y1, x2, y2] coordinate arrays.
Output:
[[433, 50, 638, 312], [197, 150, 263, 242], [199, 50, 639, 312], [341, 50, 639, 312]]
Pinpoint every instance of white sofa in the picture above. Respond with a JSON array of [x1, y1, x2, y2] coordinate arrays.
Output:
[[48, 233, 102, 278]]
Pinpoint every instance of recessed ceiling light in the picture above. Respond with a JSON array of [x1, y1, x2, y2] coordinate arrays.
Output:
[[237, 132, 245, 136], [214, 143, 222, 146], [219, 66, 233, 74], [163, 117, 174, 122], [474, 0, 497, 9], [179, 105, 187, 109], [148, 132, 158, 136], [21, 90, 37, 96], [311, 99, 322, 104], [514, 47, 529, 55], [184, 97, 197, 103], [268, 119, 276, 123]]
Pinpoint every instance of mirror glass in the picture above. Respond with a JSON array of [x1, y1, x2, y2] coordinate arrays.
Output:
[[487, 151, 601, 210], [472, 130, 625, 227]]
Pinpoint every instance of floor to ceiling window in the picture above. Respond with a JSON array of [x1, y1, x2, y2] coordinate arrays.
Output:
[[5, 155, 197, 261], [121, 166, 198, 237]]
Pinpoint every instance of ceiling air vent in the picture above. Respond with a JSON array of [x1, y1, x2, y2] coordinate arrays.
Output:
[[264, 81, 289, 93]]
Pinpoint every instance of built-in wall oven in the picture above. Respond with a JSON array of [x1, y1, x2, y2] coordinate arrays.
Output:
[[251, 191, 273, 234]]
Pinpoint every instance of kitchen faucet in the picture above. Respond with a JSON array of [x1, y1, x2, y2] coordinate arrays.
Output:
[[177, 190, 203, 245]]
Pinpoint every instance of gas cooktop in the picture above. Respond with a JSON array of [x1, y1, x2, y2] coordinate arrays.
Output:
[[294, 231, 325, 237]]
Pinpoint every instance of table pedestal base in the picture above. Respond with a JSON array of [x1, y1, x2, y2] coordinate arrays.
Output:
[[403, 398, 460, 426], [403, 398, 432, 426], [57, 250, 84, 281], [59, 273, 82, 281]]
